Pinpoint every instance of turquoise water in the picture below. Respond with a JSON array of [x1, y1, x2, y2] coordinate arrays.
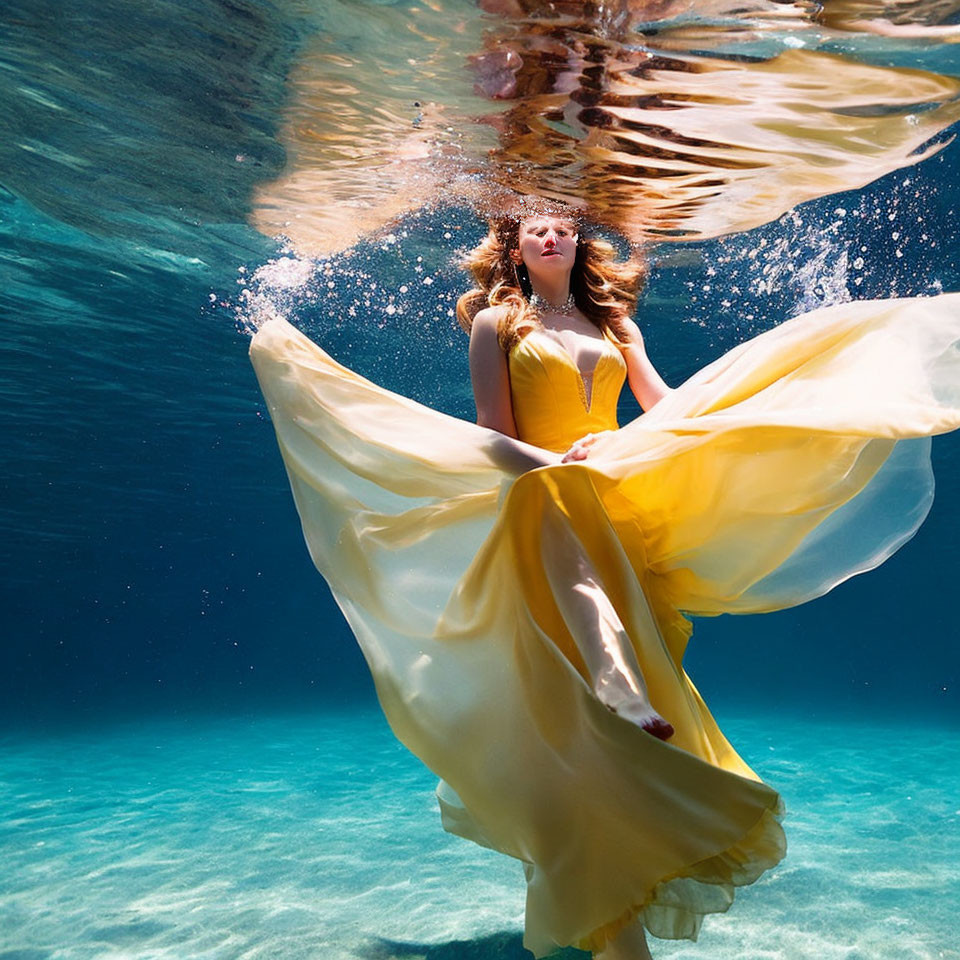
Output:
[[2, 707, 958, 959], [3, 0, 960, 956]]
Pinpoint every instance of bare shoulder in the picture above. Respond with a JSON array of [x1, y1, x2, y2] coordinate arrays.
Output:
[[614, 313, 645, 347], [469, 305, 509, 348], [471, 304, 509, 333]]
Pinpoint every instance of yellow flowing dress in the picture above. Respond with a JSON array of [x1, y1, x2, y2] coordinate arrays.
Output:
[[249, 293, 960, 956]]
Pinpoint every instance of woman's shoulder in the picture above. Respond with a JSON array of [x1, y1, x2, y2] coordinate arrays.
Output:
[[469, 305, 511, 347], [609, 312, 644, 346], [468, 304, 512, 357], [471, 304, 510, 330]]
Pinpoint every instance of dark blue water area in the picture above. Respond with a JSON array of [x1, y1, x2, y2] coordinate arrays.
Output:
[[1, 0, 960, 739], [5, 182, 959, 737], [0, 0, 321, 729]]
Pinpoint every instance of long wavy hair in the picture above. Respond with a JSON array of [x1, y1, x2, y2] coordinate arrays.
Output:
[[456, 213, 647, 351]]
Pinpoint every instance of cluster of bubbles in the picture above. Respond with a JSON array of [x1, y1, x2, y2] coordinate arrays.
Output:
[[682, 168, 951, 342], [225, 158, 955, 410], [229, 209, 485, 417]]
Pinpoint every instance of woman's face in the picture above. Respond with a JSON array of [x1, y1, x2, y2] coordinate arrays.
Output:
[[513, 215, 579, 273]]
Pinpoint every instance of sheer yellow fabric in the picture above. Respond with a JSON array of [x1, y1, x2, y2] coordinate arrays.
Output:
[[249, 293, 960, 956]]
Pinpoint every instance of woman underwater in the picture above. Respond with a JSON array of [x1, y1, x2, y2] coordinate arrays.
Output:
[[249, 207, 960, 959], [461, 212, 677, 746]]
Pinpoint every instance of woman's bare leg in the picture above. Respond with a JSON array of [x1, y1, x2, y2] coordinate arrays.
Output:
[[596, 921, 654, 960], [540, 524, 673, 740]]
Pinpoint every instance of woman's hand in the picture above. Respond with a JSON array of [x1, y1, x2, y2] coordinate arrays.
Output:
[[561, 432, 611, 463]]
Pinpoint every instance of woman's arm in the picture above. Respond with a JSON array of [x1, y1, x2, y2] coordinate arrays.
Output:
[[469, 307, 562, 472], [618, 316, 671, 412], [469, 307, 519, 437]]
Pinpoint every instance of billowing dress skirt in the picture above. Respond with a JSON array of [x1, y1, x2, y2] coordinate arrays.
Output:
[[249, 294, 960, 955]]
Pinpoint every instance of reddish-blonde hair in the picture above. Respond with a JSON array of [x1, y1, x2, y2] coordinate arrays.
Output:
[[456, 213, 647, 351]]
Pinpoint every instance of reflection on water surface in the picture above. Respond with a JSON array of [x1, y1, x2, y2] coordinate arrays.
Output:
[[251, 0, 960, 255]]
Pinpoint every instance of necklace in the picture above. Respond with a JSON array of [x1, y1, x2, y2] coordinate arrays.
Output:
[[529, 291, 577, 316]]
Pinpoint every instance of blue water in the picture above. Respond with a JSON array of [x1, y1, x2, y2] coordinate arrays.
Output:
[[2, 707, 958, 959], [2, 0, 960, 956]]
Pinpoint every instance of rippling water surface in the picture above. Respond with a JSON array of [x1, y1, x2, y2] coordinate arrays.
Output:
[[1, 0, 959, 956]]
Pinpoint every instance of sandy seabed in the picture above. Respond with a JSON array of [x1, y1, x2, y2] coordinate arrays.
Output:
[[1, 706, 957, 960]]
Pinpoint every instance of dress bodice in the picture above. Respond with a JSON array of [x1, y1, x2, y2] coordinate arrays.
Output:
[[508, 328, 627, 452]]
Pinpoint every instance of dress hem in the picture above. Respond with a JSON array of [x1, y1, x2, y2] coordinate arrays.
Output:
[[570, 798, 786, 954]]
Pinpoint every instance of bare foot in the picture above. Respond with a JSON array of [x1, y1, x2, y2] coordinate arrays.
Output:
[[593, 668, 674, 741], [606, 698, 674, 741]]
